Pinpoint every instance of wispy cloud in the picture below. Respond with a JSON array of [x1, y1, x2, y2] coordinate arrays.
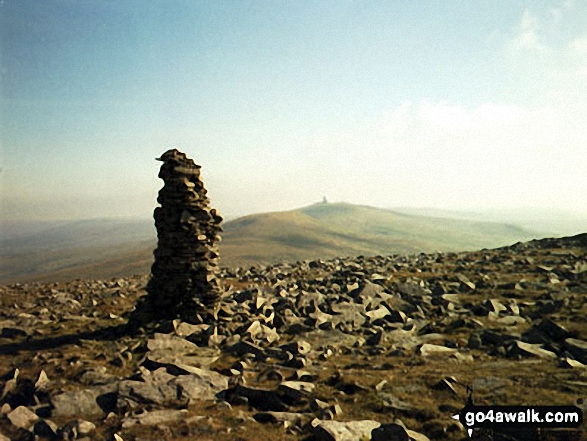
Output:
[[570, 36, 587, 54], [570, 36, 587, 78], [564, 0, 575, 11], [288, 99, 587, 212], [504, 3, 587, 103], [510, 9, 546, 52]]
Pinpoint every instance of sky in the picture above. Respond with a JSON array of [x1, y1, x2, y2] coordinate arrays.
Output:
[[1, 0, 586, 221]]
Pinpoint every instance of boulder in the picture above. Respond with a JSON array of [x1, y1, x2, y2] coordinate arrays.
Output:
[[8, 405, 39, 430], [278, 381, 315, 403], [564, 339, 587, 364], [484, 299, 507, 314], [34, 370, 50, 391], [313, 419, 381, 441], [174, 368, 228, 402], [417, 344, 457, 356], [118, 366, 227, 407], [33, 419, 58, 438], [228, 385, 287, 411], [122, 409, 189, 428], [280, 340, 312, 356], [51, 385, 116, 417], [371, 423, 410, 441], [254, 411, 307, 427], [508, 341, 556, 359]]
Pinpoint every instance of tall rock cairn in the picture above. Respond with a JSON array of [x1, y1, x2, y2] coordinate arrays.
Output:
[[133, 149, 223, 325]]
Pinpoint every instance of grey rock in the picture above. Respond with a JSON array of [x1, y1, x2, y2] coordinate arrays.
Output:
[[331, 302, 366, 328], [481, 330, 518, 346], [441, 294, 460, 304], [146, 332, 200, 352], [52, 385, 116, 417], [366, 329, 384, 346], [371, 423, 410, 441], [59, 419, 96, 439], [244, 320, 280, 344], [564, 338, 587, 364], [313, 419, 381, 441], [472, 376, 511, 393], [508, 341, 556, 358], [492, 315, 526, 326], [397, 281, 431, 298], [254, 411, 307, 427], [523, 319, 571, 344], [173, 320, 208, 337], [537, 319, 571, 341], [280, 340, 312, 356], [284, 355, 309, 368], [119, 366, 226, 407], [145, 349, 221, 375], [0, 326, 28, 338], [484, 298, 507, 314], [174, 367, 228, 402], [432, 377, 459, 394], [357, 281, 386, 301], [385, 309, 408, 324], [8, 405, 39, 430], [328, 373, 368, 395], [229, 385, 287, 411], [76, 420, 97, 435], [35, 370, 50, 391], [467, 333, 482, 349], [0, 368, 18, 401], [122, 409, 188, 428], [406, 428, 431, 441], [506, 300, 520, 315], [377, 393, 415, 412], [365, 305, 392, 322], [309, 310, 335, 329], [311, 399, 331, 411], [78, 367, 118, 386], [456, 274, 475, 291], [228, 340, 266, 358], [33, 419, 59, 438], [144, 333, 221, 369], [417, 343, 457, 356], [278, 381, 315, 402], [451, 352, 474, 362], [118, 369, 180, 407], [559, 357, 586, 369]]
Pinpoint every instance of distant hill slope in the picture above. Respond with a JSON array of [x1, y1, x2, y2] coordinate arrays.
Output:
[[0, 203, 541, 284], [392, 207, 587, 237], [220, 202, 538, 267], [0, 219, 156, 284]]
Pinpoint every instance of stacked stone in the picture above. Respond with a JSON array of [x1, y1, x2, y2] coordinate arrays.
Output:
[[141, 149, 223, 323]]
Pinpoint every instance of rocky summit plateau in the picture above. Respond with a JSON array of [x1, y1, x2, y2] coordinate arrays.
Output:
[[0, 234, 586, 440]]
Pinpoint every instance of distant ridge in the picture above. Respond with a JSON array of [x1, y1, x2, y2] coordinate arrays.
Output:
[[220, 202, 538, 267], [0, 202, 542, 284]]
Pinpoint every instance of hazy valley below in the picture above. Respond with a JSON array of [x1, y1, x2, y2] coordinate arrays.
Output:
[[1, 202, 575, 285]]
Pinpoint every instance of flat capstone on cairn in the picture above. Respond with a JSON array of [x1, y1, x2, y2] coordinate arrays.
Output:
[[131, 149, 223, 326]]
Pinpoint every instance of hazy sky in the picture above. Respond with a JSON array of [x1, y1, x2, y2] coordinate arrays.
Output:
[[1, 0, 586, 221]]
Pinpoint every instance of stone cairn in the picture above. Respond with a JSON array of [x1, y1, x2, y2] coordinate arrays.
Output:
[[132, 149, 223, 325]]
